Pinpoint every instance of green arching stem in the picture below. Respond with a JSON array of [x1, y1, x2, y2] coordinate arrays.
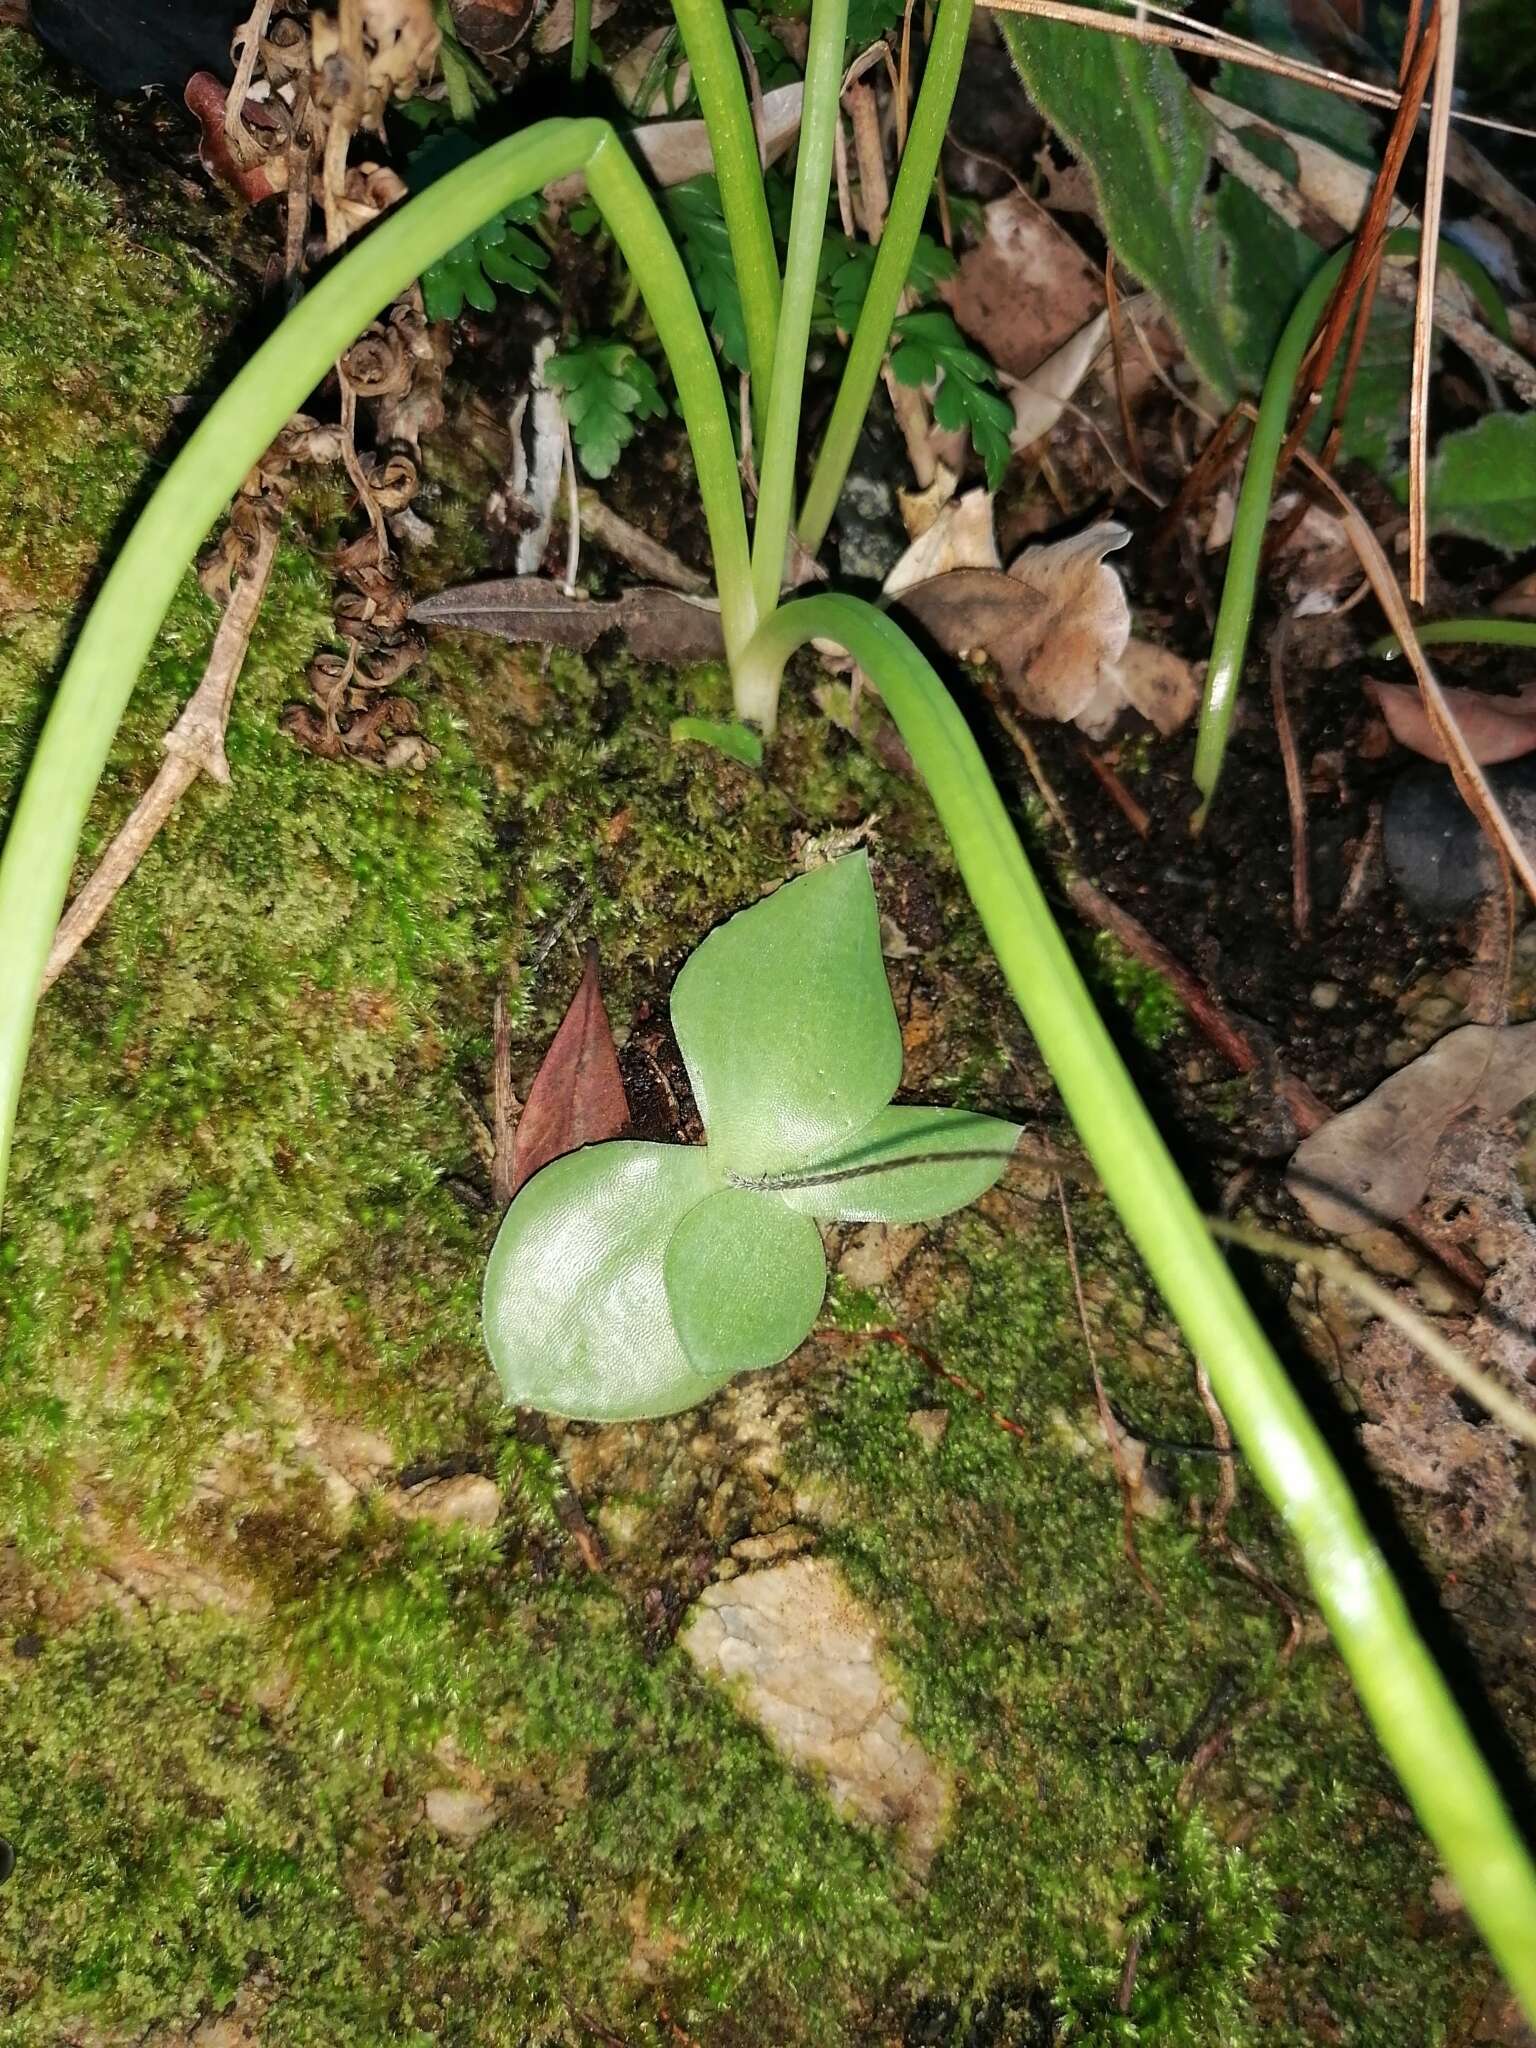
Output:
[[671, 0, 783, 421], [569, 0, 592, 82], [1372, 615, 1536, 659], [0, 119, 754, 1228], [1193, 231, 1512, 824], [740, 592, 1536, 2020], [797, 0, 974, 558], [746, 0, 849, 635]]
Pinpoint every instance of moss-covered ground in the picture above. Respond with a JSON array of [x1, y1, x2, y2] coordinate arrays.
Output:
[[0, 31, 1516, 2045]]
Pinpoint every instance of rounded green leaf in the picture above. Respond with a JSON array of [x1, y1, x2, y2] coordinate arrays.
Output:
[[664, 1187, 827, 1377], [670, 855, 901, 1179], [483, 1142, 720, 1421], [773, 1106, 1021, 1223]]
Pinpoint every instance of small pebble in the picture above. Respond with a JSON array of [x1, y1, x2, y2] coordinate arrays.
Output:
[[1310, 982, 1341, 1011]]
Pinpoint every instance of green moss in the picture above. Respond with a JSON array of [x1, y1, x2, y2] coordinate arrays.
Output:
[[793, 1213, 1494, 2042], [0, 38, 1509, 2046], [1091, 930, 1185, 1049]]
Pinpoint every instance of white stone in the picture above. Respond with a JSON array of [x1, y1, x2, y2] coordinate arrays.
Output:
[[681, 1556, 950, 1871]]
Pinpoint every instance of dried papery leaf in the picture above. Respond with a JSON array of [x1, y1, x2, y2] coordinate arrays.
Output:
[[534, 0, 622, 53], [1367, 679, 1536, 765], [512, 945, 630, 1197], [1003, 309, 1111, 449], [411, 577, 725, 664], [546, 83, 804, 202], [941, 192, 1104, 380], [449, 0, 536, 58], [1289, 1022, 1536, 1233], [1003, 521, 1132, 722], [883, 487, 1000, 596]]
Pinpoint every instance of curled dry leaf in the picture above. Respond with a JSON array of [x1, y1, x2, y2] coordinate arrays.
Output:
[[1003, 310, 1110, 450], [883, 487, 1000, 595], [1367, 678, 1536, 765], [891, 516, 1197, 740], [1289, 1021, 1536, 1234], [511, 945, 631, 1197], [896, 522, 1129, 726], [410, 576, 726, 665]]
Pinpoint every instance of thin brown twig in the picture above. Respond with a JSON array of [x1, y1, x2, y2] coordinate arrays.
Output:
[[576, 488, 711, 594], [1082, 746, 1151, 839], [1296, 449, 1536, 907], [1409, 0, 1460, 604], [43, 518, 280, 993], [1268, 611, 1312, 941], [1151, 405, 1248, 562], [824, 1326, 1031, 1440], [1278, 5, 1440, 478], [1058, 1177, 1162, 1607], [490, 989, 520, 1214], [1064, 876, 1332, 1136]]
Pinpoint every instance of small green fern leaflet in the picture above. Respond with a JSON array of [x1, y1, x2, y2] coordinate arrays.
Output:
[[409, 134, 549, 318], [889, 307, 1013, 489], [547, 338, 668, 479]]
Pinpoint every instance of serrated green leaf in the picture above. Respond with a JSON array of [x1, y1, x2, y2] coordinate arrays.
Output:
[[775, 1106, 1021, 1223], [482, 1143, 720, 1421], [663, 176, 751, 371], [847, 0, 905, 41], [890, 309, 1014, 489], [670, 716, 764, 767], [671, 856, 901, 1181], [828, 233, 956, 333], [1001, 15, 1239, 400], [664, 1188, 826, 1374], [1396, 412, 1536, 552], [546, 338, 668, 480], [409, 135, 548, 321]]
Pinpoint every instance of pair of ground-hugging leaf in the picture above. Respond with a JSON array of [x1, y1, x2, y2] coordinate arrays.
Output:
[[483, 856, 1021, 1419]]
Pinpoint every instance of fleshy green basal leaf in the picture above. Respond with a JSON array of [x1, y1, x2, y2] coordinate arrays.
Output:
[[483, 1142, 720, 1421], [773, 1105, 1020, 1222], [670, 855, 901, 1179], [665, 1187, 827, 1374]]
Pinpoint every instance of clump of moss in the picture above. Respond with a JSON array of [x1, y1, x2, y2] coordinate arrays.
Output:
[[1091, 929, 1185, 1048], [0, 36, 1511, 2048]]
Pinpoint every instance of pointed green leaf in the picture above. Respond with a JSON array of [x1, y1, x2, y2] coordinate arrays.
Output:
[[664, 1187, 827, 1377], [482, 1142, 719, 1422], [670, 856, 902, 1180], [773, 1106, 1021, 1223]]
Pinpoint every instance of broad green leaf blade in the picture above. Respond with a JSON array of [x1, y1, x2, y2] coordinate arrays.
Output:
[[670, 855, 902, 1180], [1396, 413, 1536, 552], [664, 1187, 826, 1376], [483, 1142, 719, 1421], [1000, 16, 1238, 400], [670, 716, 764, 767], [775, 1106, 1021, 1223]]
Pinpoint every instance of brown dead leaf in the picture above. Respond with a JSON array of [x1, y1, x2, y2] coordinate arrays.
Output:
[[410, 578, 726, 664], [895, 524, 1200, 741], [511, 945, 631, 1197], [1115, 637, 1202, 737], [1494, 571, 1536, 620], [1366, 679, 1536, 765], [1289, 1021, 1536, 1233], [941, 192, 1103, 381], [448, 0, 535, 57], [546, 83, 803, 201]]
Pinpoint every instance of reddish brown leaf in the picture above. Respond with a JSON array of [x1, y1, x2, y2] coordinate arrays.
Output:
[[1366, 678, 1536, 765], [183, 73, 281, 206], [510, 945, 630, 1196]]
